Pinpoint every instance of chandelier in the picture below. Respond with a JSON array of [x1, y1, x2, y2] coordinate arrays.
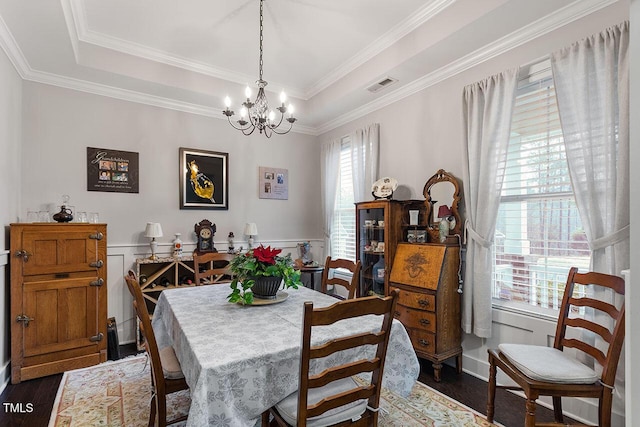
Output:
[[223, 0, 296, 138]]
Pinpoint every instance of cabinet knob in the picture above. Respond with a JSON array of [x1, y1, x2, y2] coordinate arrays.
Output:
[[420, 318, 431, 326], [89, 232, 104, 240], [419, 339, 430, 347], [394, 311, 400, 317], [89, 260, 104, 268], [418, 299, 430, 307]]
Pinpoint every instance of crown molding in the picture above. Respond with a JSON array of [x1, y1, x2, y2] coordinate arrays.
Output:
[[315, 0, 620, 135], [67, 0, 455, 102], [0, 13, 29, 79], [0, 0, 620, 138], [20, 67, 318, 135], [303, 0, 455, 99]]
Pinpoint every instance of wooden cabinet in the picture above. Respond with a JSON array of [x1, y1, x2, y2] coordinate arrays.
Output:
[[389, 242, 462, 382], [135, 256, 196, 349], [355, 200, 423, 297], [10, 223, 108, 384]]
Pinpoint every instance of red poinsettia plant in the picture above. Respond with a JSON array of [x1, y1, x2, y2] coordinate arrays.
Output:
[[228, 245, 301, 304]]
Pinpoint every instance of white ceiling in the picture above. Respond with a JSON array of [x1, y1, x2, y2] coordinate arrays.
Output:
[[0, 0, 620, 134]]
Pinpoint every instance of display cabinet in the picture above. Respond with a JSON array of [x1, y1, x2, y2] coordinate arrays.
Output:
[[355, 200, 422, 297]]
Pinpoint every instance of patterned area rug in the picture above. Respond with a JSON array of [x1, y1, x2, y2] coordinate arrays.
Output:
[[49, 355, 500, 427]]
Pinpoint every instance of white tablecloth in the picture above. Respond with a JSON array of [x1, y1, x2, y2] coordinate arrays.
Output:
[[152, 284, 419, 427]]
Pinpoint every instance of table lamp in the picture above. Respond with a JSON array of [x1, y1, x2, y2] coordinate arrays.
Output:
[[244, 222, 258, 249], [145, 222, 163, 260]]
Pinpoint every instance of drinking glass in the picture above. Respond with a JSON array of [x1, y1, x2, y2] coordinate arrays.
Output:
[[77, 211, 88, 223], [89, 212, 99, 223], [38, 211, 50, 222], [26, 211, 37, 223]]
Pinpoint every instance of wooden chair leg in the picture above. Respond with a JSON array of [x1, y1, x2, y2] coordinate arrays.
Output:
[[552, 396, 563, 423], [157, 395, 167, 427], [525, 398, 537, 427], [149, 394, 157, 427], [486, 359, 497, 422], [600, 391, 613, 427], [261, 410, 270, 427]]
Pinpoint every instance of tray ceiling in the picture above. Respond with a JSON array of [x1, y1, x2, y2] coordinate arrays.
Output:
[[0, 0, 620, 134]]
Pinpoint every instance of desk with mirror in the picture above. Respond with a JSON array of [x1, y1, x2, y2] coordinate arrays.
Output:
[[390, 169, 464, 381]]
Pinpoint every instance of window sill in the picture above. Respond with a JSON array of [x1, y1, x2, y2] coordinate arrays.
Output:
[[491, 300, 559, 322]]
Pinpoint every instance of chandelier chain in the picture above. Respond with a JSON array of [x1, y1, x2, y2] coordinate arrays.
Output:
[[222, 0, 296, 137], [259, 0, 264, 81]]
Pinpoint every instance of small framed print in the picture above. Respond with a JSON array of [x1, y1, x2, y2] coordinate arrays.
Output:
[[416, 230, 426, 243], [407, 230, 417, 243], [259, 166, 288, 200], [179, 148, 229, 210]]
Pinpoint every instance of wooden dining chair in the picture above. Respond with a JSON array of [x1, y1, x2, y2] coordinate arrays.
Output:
[[193, 252, 235, 286], [125, 271, 189, 427], [320, 256, 362, 300], [262, 289, 399, 427], [486, 267, 625, 427]]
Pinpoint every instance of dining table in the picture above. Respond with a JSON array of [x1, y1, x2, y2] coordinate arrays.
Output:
[[151, 284, 420, 427]]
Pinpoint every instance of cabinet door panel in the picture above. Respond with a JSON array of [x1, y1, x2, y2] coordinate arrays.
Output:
[[23, 278, 98, 357], [22, 230, 98, 276]]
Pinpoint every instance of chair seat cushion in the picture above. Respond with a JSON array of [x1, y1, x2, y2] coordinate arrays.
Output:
[[275, 377, 368, 427], [498, 343, 599, 384], [159, 346, 184, 380]]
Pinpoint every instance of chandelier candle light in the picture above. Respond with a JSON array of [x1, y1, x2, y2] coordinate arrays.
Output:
[[222, 0, 296, 137]]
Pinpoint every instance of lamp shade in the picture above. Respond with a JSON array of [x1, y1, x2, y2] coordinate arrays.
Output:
[[244, 222, 258, 236], [144, 222, 163, 238], [437, 205, 453, 218]]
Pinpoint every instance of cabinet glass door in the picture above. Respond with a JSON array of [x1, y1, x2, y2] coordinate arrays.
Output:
[[358, 206, 386, 296]]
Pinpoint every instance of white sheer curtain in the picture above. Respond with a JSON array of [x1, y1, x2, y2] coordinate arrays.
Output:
[[321, 139, 341, 259], [461, 68, 519, 338], [350, 123, 380, 203], [551, 20, 629, 414]]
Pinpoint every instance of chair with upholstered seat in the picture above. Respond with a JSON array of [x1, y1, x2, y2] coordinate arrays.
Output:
[[262, 289, 399, 427], [193, 252, 235, 286], [486, 267, 625, 427], [125, 271, 189, 427], [320, 256, 362, 300]]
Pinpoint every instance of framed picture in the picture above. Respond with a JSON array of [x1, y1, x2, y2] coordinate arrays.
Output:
[[87, 147, 139, 193], [259, 166, 288, 200], [179, 148, 229, 210]]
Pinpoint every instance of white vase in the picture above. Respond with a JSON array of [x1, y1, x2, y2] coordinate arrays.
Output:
[[173, 233, 183, 258]]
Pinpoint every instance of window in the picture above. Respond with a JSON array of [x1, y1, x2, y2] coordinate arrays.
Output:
[[492, 60, 589, 311], [331, 137, 356, 261]]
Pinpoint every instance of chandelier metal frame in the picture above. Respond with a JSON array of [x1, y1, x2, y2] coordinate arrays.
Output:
[[223, 0, 296, 138]]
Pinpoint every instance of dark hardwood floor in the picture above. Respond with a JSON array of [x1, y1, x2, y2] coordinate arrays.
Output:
[[1, 348, 577, 427]]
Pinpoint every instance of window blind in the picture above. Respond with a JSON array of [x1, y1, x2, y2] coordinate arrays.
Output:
[[332, 138, 356, 261], [492, 60, 589, 310]]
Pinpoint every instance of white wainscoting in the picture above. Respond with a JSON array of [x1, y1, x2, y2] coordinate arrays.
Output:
[[107, 239, 324, 344]]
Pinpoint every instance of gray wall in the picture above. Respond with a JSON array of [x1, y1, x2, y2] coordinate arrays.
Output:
[[0, 39, 22, 389], [318, 2, 629, 425]]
